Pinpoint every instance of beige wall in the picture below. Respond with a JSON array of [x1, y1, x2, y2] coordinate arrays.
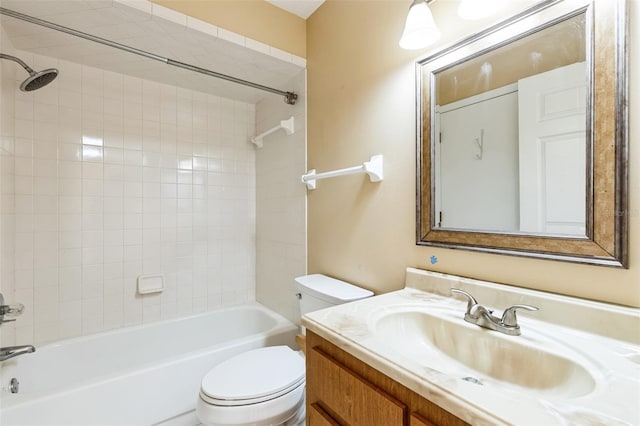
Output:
[[150, 0, 306, 58], [255, 71, 307, 324], [306, 0, 640, 308]]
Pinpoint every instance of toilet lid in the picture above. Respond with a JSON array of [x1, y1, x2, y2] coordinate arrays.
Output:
[[201, 346, 305, 404]]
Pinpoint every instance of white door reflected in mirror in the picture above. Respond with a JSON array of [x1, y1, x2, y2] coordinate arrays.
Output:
[[518, 62, 587, 237]]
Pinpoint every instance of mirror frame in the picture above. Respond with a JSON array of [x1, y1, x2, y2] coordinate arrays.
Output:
[[416, 0, 628, 268]]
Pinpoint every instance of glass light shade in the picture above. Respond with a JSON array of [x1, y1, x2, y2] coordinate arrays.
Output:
[[399, 0, 440, 50], [458, 0, 507, 20]]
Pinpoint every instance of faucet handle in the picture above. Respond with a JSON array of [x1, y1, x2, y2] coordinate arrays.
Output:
[[0, 303, 24, 318], [501, 304, 539, 327], [451, 288, 478, 314], [0, 294, 25, 325]]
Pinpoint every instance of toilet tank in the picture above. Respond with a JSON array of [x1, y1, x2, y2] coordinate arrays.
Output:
[[295, 274, 373, 316]]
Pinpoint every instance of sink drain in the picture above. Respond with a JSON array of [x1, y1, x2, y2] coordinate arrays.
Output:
[[461, 376, 483, 385]]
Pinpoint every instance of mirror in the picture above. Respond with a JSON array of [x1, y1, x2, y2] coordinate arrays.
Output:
[[417, 0, 628, 267]]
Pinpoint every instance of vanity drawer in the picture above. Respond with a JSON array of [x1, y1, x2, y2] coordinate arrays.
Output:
[[308, 347, 406, 426], [309, 403, 341, 426], [410, 412, 437, 426]]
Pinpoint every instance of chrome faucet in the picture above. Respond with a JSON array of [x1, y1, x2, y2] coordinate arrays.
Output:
[[451, 288, 538, 336], [0, 345, 35, 362]]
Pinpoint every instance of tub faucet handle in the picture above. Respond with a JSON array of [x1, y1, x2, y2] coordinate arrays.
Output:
[[0, 293, 25, 325], [0, 303, 24, 318], [0, 303, 24, 323]]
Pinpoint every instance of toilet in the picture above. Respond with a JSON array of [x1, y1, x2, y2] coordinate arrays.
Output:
[[196, 274, 373, 426]]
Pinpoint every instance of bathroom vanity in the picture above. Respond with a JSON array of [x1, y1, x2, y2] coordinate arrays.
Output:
[[302, 268, 640, 425], [306, 330, 467, 426]]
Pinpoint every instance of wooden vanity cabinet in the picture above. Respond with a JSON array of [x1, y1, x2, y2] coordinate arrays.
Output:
[[306, 330, 469, 426]]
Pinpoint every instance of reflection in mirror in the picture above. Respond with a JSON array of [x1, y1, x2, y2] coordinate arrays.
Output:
[[416, 0, 628, 267], [434, 13, 587, 236]]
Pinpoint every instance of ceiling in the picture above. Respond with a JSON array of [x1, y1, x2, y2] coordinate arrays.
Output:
[[0, 0, 305, 104], [266, 0, 325, 19]]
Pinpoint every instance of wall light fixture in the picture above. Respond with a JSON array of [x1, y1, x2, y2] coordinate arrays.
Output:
[[399, 0, 440, 50]]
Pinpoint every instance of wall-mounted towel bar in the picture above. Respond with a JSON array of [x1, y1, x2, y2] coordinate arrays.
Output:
[[301, 155, 384, 190], [250, 116, 295, 149]]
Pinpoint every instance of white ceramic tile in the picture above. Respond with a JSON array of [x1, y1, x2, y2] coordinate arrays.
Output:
[[59, 230, 82, 249], [142, 153, 161, 168], [82, 145, 103, 162], [104, 264, 124, 281], [291, 55, 307, 68], [14, 138, 33, 157], [2, 48, 266, 345], [123, 165, 143, 182], [186, 16, 218, 38], [59, 144, 82, 161], [103, 181, 124, 198], [81, 231, 103, 250], [218, 28, 245, 47], [82, 162, 104, 178], [104, 129, 124, 149], [58, 181, 80, 201], [104, 214, 124, 230], [245, 38, 271, 56], [33, 159, 57, 177], [124, 149, 143, 166], [82, 179, 104, 196], [34, 195, 58, 214], [113, 0, 153, 14], [151, 4, 187, 26], [104, 164, 124, 180]]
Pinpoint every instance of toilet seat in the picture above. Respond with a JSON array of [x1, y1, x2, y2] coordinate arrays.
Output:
[[200, 346, 305, 406], [197, 346, 306, 426]]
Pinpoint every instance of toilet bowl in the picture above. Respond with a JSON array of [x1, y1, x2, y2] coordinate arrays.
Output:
[[196, 274, 373, 426], [196, 346, 305, 426]]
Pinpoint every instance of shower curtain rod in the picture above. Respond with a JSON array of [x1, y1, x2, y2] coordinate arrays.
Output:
[[0, 7, 298, 105]]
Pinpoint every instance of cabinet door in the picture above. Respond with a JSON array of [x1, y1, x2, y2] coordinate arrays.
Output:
[[308, 347, 406, 426], [309, 403, 341, 426]]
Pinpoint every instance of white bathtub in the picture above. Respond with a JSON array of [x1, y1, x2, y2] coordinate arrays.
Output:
[[0, 303, 298, 425]]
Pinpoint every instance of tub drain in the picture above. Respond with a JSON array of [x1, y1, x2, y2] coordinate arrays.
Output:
[[461, 376, 483, 386], [9, 378, 19, 393]]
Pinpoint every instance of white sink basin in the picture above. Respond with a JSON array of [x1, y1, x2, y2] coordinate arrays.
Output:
[[372, 308, 596, 398]]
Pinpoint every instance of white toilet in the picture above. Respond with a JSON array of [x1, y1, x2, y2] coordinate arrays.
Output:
[[196, 274, 373, 426]]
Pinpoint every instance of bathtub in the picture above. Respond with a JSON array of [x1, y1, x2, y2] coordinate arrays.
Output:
[[0, 303, 298, 425]]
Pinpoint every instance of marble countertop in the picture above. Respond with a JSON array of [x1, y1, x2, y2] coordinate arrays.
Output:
[[302, 268, 640, 426]]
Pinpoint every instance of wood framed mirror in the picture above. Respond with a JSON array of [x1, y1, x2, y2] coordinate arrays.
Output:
[[416, 0, 628, 267]]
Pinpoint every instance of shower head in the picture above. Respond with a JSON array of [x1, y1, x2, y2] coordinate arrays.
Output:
[[20, 68, 58, 92], [0, 53, 58, 91]]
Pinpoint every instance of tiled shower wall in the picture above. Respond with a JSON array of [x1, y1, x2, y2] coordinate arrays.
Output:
[[1, 54, 17, 346], [255, 71, 306, 324], [0, 46, 257, 346]]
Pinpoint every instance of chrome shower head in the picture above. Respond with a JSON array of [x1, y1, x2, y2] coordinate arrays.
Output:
[[0, 53, 58, 91], [20, 68, 58, 91]]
